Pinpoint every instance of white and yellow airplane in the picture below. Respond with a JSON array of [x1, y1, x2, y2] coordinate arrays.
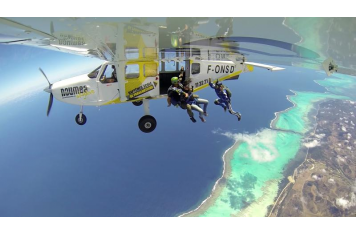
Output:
[[3, 17, 337, 133]]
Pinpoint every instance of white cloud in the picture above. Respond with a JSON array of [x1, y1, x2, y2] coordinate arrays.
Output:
[[336, 198, 350, 209], [336, 193, 356, 209], [315, 134, 326, 139], [304, 140, 321, 148], [312, 175, 320, 180], [214, 128, 279, 162]]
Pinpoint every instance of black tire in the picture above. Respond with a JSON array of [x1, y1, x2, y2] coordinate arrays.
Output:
[[75, 114, 87, 125], [138, 115, 157, 133], [132, 101, 143, 106]]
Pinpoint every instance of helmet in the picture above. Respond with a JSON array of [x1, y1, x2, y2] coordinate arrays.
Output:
[[171, 77, 179, 84], [215, 80, 223, 87]]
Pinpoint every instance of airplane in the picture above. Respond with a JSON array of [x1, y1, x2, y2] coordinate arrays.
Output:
[[0, 18, 340, 133]]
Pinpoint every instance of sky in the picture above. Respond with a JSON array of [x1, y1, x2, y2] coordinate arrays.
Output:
[[0, 44, 102, 105]]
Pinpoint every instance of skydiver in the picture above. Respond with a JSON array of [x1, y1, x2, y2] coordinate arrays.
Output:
[[209, 78, 241, 121], [178, 66, 186, 83], [167, 77, 206, 123], [182, 80, 208, 122]]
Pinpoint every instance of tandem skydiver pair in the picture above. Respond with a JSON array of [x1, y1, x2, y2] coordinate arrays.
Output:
[[167, 76, 241, 123], [167, 76, 208, 123]]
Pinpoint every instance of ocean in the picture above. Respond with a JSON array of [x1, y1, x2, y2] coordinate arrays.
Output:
[[0, 66, 330, 216]]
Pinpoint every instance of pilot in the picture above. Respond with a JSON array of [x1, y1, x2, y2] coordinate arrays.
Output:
[[111, 65, 118, 82], [167, 77, 197, 123], [209, 78, 241, 121]]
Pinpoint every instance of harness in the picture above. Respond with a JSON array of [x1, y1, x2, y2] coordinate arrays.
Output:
[[215, 88, 230, 103], [185, 93, 197, 105]]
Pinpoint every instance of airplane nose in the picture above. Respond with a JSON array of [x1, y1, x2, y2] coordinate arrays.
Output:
[[44, 86, 52, 93]]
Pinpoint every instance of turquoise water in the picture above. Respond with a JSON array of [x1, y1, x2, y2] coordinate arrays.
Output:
[[200, 130, 301, 217], [196, 73, 355, 217], [316, 74, 356, 101]]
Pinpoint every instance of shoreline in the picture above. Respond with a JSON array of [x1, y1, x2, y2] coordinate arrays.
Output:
[[179, 84, 351, 217], [180, 90, 309, 217], [268, 100, 323, 216], [179, 140, 241, 217], [270, 90, 298, 129]]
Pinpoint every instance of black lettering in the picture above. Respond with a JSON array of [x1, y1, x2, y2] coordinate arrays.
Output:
[[207, 65, 211, 74], [226, 65, 229, 72], [73, 87, 79, 95], [230, 66, 235, 73], [215, 65, 220, 73], [221, 65, 225, 73], [69, 87, 73, 95], [84, 86, 88, 93]]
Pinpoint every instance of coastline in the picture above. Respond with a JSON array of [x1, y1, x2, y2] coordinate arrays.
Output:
[[179, 140, 241, 217], [268, 101, 323, 216], [179, 80, 352, 217], [269, 90, 298, 129], [180, 90, 307, 217]]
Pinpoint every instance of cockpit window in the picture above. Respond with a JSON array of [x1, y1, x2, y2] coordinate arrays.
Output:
[[100, 65, 118, 84], [125, 64, 140, 79], [192, 63, 200, 74], [88, 65, 101, 79]]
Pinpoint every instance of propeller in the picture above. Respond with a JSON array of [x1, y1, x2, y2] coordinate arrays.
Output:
[[39, 68, 53, 116]]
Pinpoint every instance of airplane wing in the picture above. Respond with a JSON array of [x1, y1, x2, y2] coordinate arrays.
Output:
[[1, 17, 355, 76], [0, 17, 161, 62], [244, 62, 285, 71]]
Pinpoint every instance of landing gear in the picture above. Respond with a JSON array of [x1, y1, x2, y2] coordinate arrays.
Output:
[[138, 115, 156, 133], [138, 99, 157, 133], [132, 100, 143, 106], [75, 106, 87, 125]]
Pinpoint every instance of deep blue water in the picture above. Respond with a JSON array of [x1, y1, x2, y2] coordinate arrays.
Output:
[[0, 66, 327, 216]]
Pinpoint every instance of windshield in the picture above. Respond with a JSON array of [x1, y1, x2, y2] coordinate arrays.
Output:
[[87, 65, 102, 79]]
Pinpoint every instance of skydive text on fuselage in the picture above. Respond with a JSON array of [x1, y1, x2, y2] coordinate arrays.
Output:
[[127, 82, 154, 99], [61, 85, 88, 98], [207, 65, 235, 74]]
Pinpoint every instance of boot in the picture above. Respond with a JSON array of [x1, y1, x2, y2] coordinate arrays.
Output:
[[237, 113, 241, 121]]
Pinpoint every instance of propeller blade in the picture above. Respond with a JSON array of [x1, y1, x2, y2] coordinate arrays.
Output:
[[39, 68, 51, 88], [47, 93, 53, 116]]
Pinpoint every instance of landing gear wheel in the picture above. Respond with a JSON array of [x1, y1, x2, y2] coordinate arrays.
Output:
[[138, 115, 156, 133], [75, 114, 87, 125], [132, 101, 143, 106]]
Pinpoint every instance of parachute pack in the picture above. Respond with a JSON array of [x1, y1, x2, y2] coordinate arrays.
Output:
[[224, 86, 232, 99]]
